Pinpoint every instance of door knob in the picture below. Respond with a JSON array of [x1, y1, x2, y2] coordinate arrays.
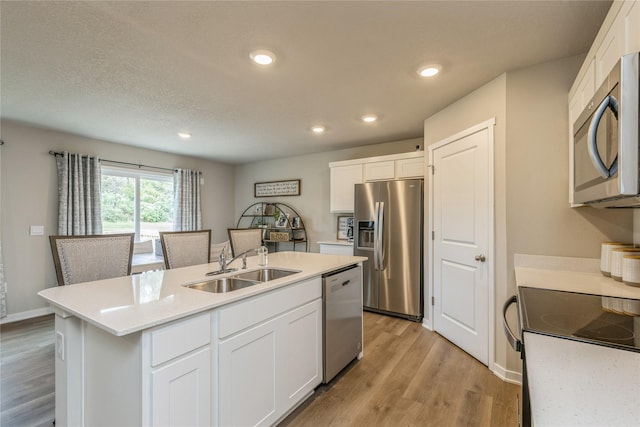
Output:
[[475, 254, 486, 262]]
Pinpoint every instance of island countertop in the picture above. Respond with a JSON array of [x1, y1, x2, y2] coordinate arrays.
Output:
[[38, 251, 366, 336]]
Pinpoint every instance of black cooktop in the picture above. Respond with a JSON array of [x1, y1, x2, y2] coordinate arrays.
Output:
[[518, 286, 640, 352]]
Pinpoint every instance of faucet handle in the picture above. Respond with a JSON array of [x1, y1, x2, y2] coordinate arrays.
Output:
[[242, 254, 248, 269]]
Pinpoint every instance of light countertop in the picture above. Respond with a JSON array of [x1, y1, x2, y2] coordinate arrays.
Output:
[[317, 240, 353, 246], [39, 251, 366, 337], [514, 254, 640, 300]]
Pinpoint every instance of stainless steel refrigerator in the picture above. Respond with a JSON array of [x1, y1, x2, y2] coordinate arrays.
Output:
[[354, 179, 423, 322]]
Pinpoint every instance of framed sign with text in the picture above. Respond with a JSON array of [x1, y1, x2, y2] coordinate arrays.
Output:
[[254, 179, 301, 197], [337, 216, 354, 240]]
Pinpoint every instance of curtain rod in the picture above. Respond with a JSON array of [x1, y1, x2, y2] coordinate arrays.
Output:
[[49, 150, 177, 172]]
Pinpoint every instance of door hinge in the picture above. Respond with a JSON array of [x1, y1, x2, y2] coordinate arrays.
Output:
[[431, 165, 435, 175], [432, 231, 435, 240], [431, 296, 435, 306]]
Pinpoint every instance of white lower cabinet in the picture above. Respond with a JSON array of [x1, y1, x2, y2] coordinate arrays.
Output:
[[282, 299, 323, 407], [219, 318, 279, 426], [216, 278, 323, 426], [151, 347, 211, 426]]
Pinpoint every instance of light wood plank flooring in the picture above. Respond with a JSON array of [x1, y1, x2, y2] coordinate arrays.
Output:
[[281, 312, 520, 426], [1, 314, 55, 427], [0, 312, 519, 427]]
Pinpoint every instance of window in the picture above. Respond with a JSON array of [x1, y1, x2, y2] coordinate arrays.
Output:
[[101, 166, 174, 242]]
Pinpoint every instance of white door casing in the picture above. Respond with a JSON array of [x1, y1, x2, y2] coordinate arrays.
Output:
[[429, 119, 495, 367]]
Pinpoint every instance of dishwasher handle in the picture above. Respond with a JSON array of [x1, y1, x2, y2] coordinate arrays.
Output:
[[503, 295, 522, 353]]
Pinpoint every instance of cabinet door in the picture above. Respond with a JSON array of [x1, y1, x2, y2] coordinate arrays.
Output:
[[596, 12, 625, 86], [281, 299, 323, 407], [395, 157, 425, 178], [364, 160, 395, 181], [623, 0, 640, 54], [219, 319, 279, 427], [151, 347, 211, 427], [330, 164, 362, 212]]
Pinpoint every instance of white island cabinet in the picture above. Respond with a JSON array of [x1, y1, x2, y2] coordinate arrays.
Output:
[[39, 251, 365, 427], [216, 277, 322, 426]]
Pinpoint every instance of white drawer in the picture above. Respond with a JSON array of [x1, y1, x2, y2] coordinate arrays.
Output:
[[151, 313, 211, 367], [217, 277, 322, 339]]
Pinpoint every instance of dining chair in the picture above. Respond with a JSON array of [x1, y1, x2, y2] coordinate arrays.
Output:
[[227, 228, 263, 257], [49, 233, 135, 286], [210, 240, 232, 262], [159, 229, 211, 269]]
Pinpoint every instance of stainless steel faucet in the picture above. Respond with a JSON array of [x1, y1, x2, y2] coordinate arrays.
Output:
[[218, 246, 261, 273]]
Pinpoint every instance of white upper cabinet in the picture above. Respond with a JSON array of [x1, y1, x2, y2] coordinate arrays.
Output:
[[595, 13, 624, 86], [329, 151, 424, 212], [395, 156, 425, 178], [364, 161, 395, 181], [623, 1, 640, 54], [330, 163, 362, 212]]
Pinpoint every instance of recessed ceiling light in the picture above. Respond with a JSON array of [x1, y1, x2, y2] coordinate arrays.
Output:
[[361, 114, 378, 123], [417, 65, 441, 78], [250, 50, 276, 65], [311, 125, 326, 134], [177, 132, 192, 139]]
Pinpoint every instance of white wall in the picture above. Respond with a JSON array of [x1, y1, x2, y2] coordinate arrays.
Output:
[[234, 137, 423, 253], [424, 55, 633, 378], [0, 120, 236, 320]]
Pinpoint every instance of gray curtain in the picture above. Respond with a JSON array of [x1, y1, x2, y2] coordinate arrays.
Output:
[[173, 168, 202, 231], [56, 152, 103, 235]]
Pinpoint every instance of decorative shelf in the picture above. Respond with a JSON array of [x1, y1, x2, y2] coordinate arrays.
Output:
[[236, 202, 308, 253]]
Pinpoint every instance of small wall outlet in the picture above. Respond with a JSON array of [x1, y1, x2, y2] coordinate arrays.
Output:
[[30, 226, 44, 236], [56, 331, 65, 361]]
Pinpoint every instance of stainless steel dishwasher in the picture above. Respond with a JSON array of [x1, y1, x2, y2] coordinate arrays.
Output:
[[322, 264, 363, 383]]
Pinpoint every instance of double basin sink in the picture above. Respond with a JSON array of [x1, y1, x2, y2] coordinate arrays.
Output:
[[185, 268, 300, 293]]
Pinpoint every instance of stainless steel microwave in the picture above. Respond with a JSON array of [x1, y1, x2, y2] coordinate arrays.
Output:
[[573, 52, 640, 207]]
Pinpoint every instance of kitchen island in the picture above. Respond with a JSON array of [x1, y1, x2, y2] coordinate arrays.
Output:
[[39, 251, 366, 427]]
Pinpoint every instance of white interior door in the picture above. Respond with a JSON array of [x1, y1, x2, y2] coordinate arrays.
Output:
[[431, 123, 492, 365]]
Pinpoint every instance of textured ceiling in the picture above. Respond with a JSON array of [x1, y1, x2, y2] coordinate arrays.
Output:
[[1, 1, 612, 164]]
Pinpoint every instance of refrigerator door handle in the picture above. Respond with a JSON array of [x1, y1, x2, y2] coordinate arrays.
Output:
[[378, 201, 385, 270], [373, 202, 380, 270]]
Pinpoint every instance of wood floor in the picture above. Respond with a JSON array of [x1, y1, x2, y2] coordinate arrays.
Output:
[[0, 312, 520, 427], [282, 312, 520, 427], [0, 314, 55, 427]]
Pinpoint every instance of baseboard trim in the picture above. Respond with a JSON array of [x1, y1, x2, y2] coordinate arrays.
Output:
[[0, 307, 54, 324], [493, 362, 522, 385]]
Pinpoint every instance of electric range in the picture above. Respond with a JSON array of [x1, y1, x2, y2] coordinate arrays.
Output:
[[518, 286, 640, 352]]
